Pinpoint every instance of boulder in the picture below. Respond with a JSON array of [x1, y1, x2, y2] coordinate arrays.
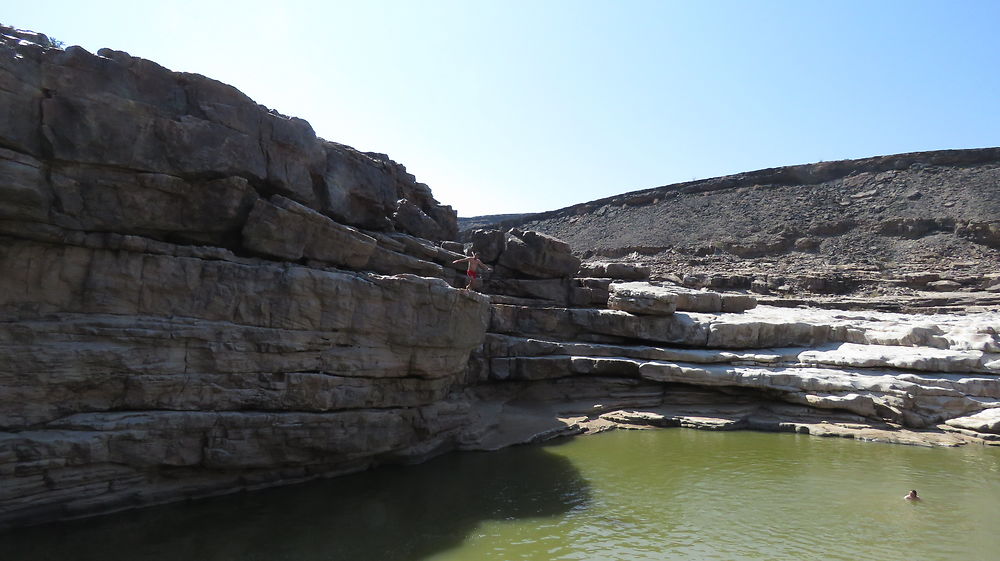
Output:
[[927, 280, 963, 292], [956, 221, 1000, 249], [259, 112, 326, 203], [750, 279, 770, 294], [578, 261, 650, 281], [318, 144, 397, 231], [497, 229, 581, 279], [707, 274, 753, 291], [721, 294, 757, 313], [606, 282, 756, 315], [945, 408, 1000, 434], [468, 228, 506, 263], [608, 282, 677, 316], [394, 198, 448, 240], [671, 287, 724, 312], [441, 240, 465, 254], [321, 148, 456, 239], [877, 217, 953, 239], [421, 196, 459, 241], [571, 278, 612, 307], [682, 273, 708, 288]]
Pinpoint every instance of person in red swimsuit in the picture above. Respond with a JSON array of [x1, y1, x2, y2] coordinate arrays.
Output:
[[452, 251, 490, 290]]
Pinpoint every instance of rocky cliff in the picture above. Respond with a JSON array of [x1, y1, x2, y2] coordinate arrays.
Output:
[[0, 25, 490, 528], [453, 243, 999, 452], [2, 26, 999, 531]]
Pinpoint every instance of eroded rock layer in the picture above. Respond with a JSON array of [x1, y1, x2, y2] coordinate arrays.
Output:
[[0, 26, 486, 528], [2, 26, 999, 531]]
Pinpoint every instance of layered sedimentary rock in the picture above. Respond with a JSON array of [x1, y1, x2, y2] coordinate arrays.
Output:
[[0, 27, 457, 242], [0, 26, 484, 529], [2, 26, 999, 532], [457, 248, 999, 452], [469, 296, 1000, 450], [462, 227, 606, 308]]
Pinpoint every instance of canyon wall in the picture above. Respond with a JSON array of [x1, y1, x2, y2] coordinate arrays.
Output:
[[2, 27, 999, 531], [0, 26, 490, 528]]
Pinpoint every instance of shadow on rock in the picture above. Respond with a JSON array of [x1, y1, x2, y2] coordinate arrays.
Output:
[[0, 445, 591, 561]]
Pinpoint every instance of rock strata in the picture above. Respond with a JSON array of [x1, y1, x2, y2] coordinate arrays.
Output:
[[0, 28, 458, 242], [578, 261, 650, 281], [496, 229, 582, 279], [2, 25, 999, 533], [467, 304, 1000, 449], [0, 26, 481, 529], [608, 282, 679, 315]]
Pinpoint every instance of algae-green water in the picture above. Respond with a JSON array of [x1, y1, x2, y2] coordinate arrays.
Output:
[[3, 429, 999, 561]]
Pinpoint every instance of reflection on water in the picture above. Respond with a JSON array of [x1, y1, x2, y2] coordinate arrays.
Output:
[[0, 445, 589, 561], [2, 429, 999, 561]]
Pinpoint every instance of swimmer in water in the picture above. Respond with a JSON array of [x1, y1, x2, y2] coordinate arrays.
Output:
[[904, 489, 921, 501]]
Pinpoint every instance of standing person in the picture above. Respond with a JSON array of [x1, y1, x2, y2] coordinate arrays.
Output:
[[452, 251, 490, 290]]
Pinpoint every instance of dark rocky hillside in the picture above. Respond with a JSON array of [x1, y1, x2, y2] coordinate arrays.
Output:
[[458, 212, 535, 232], [469, 148, 1000, 304]]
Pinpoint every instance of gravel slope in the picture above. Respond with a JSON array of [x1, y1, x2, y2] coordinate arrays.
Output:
[[463, 148, 1000, 299]]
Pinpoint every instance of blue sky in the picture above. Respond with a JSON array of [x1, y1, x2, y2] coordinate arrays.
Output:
[[6, 1, 999, 217]]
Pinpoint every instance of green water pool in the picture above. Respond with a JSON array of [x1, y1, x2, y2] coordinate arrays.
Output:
[[3, 428, 999, 560]]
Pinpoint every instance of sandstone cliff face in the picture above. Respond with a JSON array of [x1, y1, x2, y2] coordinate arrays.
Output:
[[0, 27, 457, 243], [0, 26, 487, 528]]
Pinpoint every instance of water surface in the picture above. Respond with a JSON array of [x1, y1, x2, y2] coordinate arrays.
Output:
[[3, 429, 998, 561]]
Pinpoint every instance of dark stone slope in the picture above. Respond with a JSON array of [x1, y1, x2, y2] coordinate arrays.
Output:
[[479, 148, 1000, 302], [458, 213, 536, 232]]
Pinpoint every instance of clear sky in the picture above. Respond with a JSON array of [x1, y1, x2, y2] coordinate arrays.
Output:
[[5, 1, 999, 217]]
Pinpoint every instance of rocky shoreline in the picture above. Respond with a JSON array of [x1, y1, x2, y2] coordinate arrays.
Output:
[[465, 303, 1000, 451], [1, 26, 998, 530]]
